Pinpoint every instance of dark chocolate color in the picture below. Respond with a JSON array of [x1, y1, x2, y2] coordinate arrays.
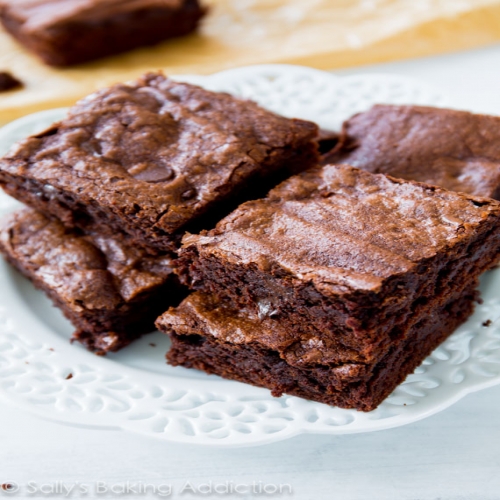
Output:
[[0, 0, 207, 66], [316, 128, 339, 155], [0, 73, 319, 252], [177, 164, 500, 365], [324, 105, 500, 199], [0, 208, 185, 354], [0, 71, 22, 92], [159, 289, 477, 411]]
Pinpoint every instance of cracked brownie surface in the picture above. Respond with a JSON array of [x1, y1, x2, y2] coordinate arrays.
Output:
[[177, 164, 500, 364], [325, 105, 500, 199], [0, 73, 319, 251], [0, 208, 184, 353]]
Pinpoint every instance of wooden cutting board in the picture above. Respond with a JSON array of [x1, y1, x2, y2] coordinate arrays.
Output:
[[1, 0, 500, 124]]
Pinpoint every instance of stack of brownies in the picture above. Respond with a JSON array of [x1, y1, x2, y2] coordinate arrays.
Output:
[[157, 164, 500, 411], [0, 72, 319, 353], [2, 75, 500, 411]]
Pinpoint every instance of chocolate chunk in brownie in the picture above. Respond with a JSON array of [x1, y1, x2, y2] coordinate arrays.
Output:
[[0, 208, 185, 354], [0, 73, 319, 252], [0, 71, 22, 92], [0, 0, 207, 67], [177, 164, 500, 366], [158, 288, 477, 411], [324, 105, 500, 199]]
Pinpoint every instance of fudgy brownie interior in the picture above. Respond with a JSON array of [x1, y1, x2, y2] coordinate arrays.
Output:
[[0, 208, 186, 354], [159, 288, 477, 411], [177, 164, 500, 365]]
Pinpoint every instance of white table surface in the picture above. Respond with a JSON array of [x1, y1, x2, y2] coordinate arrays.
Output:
[[3, 45, 500, 500]]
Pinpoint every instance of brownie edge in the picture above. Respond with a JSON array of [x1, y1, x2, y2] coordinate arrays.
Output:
[[325, 105, 500, 199], [176, 164, 500, 364], [0, 0, 207, 67], [0, 208, 186, 354], [0, 73, 319, 252], [158, 289, 477, 411]]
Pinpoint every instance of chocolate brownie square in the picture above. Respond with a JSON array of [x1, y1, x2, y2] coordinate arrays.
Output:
[[0, 73, 319, 252], [0, 208, 184, 354], [158, 289, 477, 411], [0, 0, 207, 67], [324, 105, 500, 199], [177, 164, 500, 367]]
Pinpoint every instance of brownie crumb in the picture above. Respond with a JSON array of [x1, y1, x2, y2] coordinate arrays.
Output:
[[482, 319, 492, 327], [65, 373, 73, 380], [1, 484, 13, 491], [0, 71, 22, 92], [149, 343, 156, 347]]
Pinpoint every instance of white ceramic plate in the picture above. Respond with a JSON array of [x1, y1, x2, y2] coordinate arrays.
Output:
[[1, 64, 500, 447]]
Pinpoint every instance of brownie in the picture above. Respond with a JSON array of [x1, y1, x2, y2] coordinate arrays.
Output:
[[0, 73, 319, 252], [177, 164, 500, 366], [324, 105, 500, 199], [0, 0, 207, 67], [0, 208, 185, 354], [0, 71, 22, 92], [158, 289, 477, 411]]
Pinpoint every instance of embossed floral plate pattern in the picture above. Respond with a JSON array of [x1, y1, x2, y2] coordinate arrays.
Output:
[[1, 65, 499, 447]]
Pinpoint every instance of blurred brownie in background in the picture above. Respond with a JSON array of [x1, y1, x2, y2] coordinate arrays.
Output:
[[0, 0, 207, 66]]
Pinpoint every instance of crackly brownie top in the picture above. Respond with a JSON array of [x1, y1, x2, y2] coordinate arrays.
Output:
[[0, 73, 317, 235], [0, 0, 185, 31], [183, 164, 500, 293], [326, 105, 500, 199], [0, 208, 174, 312]]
